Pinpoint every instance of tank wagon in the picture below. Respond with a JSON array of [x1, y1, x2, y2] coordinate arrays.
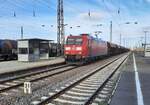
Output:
[[64, 34, 129, 64], [0, 40, 17, 60]]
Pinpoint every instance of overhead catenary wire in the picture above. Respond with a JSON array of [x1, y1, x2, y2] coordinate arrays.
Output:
[[102, 0, 124, 45], [0, 0, 34, 17], [32, 0, 36, 17], [0, 0, 8, 9], [0, 0, 56, 39], [36, 0, 56, 10], [102, 0, 120, 26], [0, 0, 55, 17], [0, 1, 123, 35]]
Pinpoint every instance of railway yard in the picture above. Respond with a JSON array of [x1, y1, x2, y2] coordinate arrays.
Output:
[[0, 52, 142, 105], [1, 0, 150, 105]]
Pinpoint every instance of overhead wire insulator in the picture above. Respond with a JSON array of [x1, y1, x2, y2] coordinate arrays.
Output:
[[13, 11, 16, 17], [33, 10, 36, 17], [118, 8, 120, 14], [88, 10, 91, 17], [32, 0, 36, 17]]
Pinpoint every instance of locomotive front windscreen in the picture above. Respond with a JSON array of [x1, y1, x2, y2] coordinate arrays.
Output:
[[66, 37, 82, 45]]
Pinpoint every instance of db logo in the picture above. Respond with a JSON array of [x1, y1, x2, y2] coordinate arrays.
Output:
[[72, 47, 75, 50], [72, 45, 75, 50]]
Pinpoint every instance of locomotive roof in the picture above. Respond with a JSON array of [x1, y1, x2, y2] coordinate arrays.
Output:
[[68, 34, 106, 42]]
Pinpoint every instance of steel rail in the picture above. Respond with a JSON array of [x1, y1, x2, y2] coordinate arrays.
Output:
[[0, 64, 69, 84], [0, 66, 79, 93], [84, 54, 129, 105], [36, 54, 128, 105], [0, 62, 65, 77]]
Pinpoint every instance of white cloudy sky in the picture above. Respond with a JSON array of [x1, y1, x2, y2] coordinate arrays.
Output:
[[0, 0, 150, 47]]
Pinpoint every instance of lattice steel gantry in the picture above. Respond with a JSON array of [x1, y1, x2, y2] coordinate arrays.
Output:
[[57, 0, 64, 55]]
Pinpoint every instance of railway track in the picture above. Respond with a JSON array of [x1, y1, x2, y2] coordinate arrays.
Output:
[[31, 53, 129, 105], [0, 62, 65, 80], [0, 54, 122, 95], [0, 64, 78, 94]]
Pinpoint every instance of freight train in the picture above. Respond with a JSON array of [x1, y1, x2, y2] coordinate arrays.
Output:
[[64, 34, 129, 64], [0, 40, 17, 60]]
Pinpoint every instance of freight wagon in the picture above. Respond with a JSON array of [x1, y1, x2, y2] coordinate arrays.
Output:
[[0, 40, 17, 60]]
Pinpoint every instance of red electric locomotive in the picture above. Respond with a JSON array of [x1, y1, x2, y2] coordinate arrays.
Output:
[[64, 34, 108, 64]]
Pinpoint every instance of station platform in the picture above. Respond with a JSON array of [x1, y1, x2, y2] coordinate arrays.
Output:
[[110, 52, 150, 105], [0, 57, 65, 75]]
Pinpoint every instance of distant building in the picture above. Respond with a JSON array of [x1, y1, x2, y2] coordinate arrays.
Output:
[[144, 44, 150, 57], [18, 38, 53, 62]]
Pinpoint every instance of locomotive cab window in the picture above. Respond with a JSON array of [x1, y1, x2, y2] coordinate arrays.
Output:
[[76, 38, 82, 45], [66, 38, 82, 45], [66, 38, 74, 45]]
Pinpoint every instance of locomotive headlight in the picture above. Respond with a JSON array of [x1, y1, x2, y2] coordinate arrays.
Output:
[[76, 47, 82, 51], [65, 47, 71, 50], [65, 52, 69, 54], [78, 52, 82, 54]]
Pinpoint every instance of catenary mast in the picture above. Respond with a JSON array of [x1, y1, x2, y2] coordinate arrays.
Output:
[[57, 0, 64, 55]]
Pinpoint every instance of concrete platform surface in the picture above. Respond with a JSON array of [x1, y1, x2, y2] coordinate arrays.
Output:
[[110, 52, 150, 105], [0, 57, 65, 74]]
